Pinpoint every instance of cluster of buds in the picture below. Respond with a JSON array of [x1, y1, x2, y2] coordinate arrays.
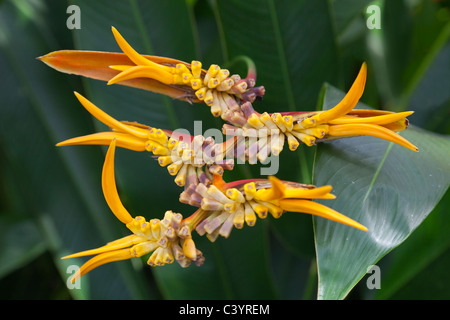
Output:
[[107, 27, 264, 127], [222, 63, 418, 157], [181, 175, 364, 242], [58, 92, 235, 187], [39, 27, 418, 282], [63, 140, 204, 281]]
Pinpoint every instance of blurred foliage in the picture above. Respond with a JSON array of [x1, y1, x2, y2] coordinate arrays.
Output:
[[0, 0, 449, 300]]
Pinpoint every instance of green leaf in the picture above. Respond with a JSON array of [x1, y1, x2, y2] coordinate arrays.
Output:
[[332, 0, 374, 37], [373, 188, 450, 299], [313, 84, 450, 299], [0, 215, 46, 279]]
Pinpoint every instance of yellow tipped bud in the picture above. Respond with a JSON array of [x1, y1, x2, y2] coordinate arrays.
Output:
[[304, 125, 329, 139], [190, 78, 203, 90], [204, 64, 220, 85], [181, 72, 193, 84], [233, 206, 245, 229], [204, 89, 214, 106], [191, 60, 202, 78], [182, 238, 197, 260], [244, 203, 257, 226], [208, 77, 220, 89], [174, 164, 188, 186], [167, 137, 179, 150], [130, 241, 159, 258], [247, 113, 265, 129], [217, 78, 234, 91], [149, 219, 161, 239], [167, 161, 183, 176], [217, 69, 230, 81], [300, 116, 316, 128], [272, 113, 287, 132], [151, 142, 169, 156], [226, 188, 246, 203], [243, 182, 257, 200], [195, 87, 207, 100], [157, 156, 173, 167], [175, 63, 190, 75], [282, 115, 294, 131], [233, 81, 247, 93], [260, 112, 279, 130], [149, 128, 169, 146], [261, 201, 284, 218], [210, 91, 222, 117], [248, 201, 268, 219], [286, 132, 299, 151], [291, 131, 316, 146], [181, 149, 194, 163]]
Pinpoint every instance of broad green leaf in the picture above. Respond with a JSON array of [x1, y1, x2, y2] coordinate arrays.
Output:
[[372, 39, 450, 299], [373, 188, 450, 299], [313, 84, 450, 299]]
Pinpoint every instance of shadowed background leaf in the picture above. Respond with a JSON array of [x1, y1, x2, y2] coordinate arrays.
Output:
[[313, 84, 450, 300]]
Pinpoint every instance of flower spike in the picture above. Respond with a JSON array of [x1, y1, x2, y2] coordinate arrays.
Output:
[[56, 92, 236, 186], [63, 140, 205, 282], [107, 27, 264, 124], [222, 62, 418, 158], [181, 175, 367, 242]]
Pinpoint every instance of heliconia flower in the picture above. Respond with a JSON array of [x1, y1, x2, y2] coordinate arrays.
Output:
[[56, 92, 237, 187], [63, 139, 204, 283], [223, 62, 418, 156], [38, 27, 264, 127], [180, 174, 368, 242]]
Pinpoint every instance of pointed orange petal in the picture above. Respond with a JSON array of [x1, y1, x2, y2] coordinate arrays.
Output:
[[102, 139, 134, 224], [74, 92, 149, 139], [279, 199, 368, 231], [329, 111, 413, 126], [111, 26, 156, 67], [68, 249, 133, 283], [328, 123, 419, 152], [316, 62, 367, 123], [61, 235, 144, 260], [283, 185, 336, 200], [107, 65, 174, 86], [56, 132, 147, 151]]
